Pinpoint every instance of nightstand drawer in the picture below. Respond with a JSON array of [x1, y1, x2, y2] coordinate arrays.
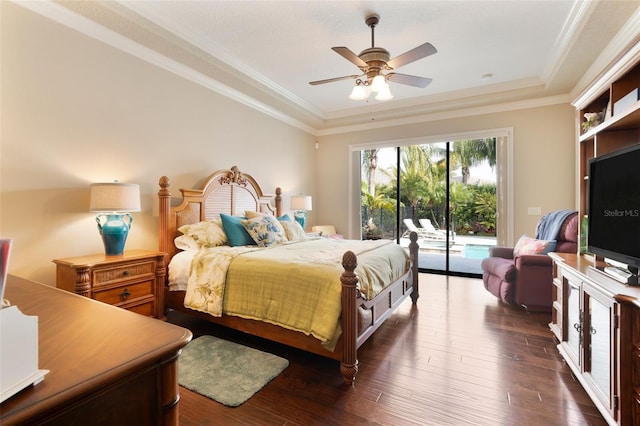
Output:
[[93, 261, 156, 286], [94, 279, 153, 305], [53, 250, 166, 319]]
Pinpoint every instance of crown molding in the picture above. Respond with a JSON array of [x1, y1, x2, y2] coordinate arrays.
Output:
[[14, 0, 317, 135], [571, 9, 640, 107], [316, 94, 572, 136], [111, 1, 326, 121], [541, 0, 595, 87], [11, 1, 590, 138]]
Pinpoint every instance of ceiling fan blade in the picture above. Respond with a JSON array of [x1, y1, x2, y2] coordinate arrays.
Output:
[[387, 42, 437, 69], [309, 75, 360, 86], [332, 47, 368, 68], [386, 72, 432, 88]]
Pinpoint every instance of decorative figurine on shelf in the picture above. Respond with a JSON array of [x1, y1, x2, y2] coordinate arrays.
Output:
[[582, 111, 605, 133]]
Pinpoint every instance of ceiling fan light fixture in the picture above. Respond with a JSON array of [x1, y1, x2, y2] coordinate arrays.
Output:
[[370, 74, 387, 93], [348, 82, 369, 100], [375, 84, 393, 101]]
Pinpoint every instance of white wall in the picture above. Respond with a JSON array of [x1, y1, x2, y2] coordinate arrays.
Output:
[[0, 3, 316, 284]]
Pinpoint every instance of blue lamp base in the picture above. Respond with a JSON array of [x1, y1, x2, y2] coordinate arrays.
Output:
[[293, 210, 307, 230], [96, 213, 133, 255]]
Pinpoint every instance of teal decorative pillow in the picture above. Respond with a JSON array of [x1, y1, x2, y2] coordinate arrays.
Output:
[[277, 214, 291, 222], [513, 235, 556, 257], [220, 214, 256, 247], [241, 215, 285, 247], [177, 219, 227, 248]]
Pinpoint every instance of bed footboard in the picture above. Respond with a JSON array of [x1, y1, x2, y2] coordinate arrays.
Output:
[[339, 231, 419, 385]]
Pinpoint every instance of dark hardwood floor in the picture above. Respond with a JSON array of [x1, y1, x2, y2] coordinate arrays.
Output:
[[168, 273, 607, 426]]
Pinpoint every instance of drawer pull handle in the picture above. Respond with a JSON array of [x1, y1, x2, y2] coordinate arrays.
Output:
[[120, 288, 131, 301], [122, 270, 130, 277]]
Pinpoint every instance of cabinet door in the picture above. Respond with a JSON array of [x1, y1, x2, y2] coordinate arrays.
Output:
[[583, 282, 617, 419], [564, 276, 582, 367]]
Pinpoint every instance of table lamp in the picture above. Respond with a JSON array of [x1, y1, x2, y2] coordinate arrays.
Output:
[[90, 182, 141, 255], [290, 195, 312, 230]]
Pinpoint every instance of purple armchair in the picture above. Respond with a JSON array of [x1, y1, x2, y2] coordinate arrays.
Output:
[[481, 211, 578, 312]]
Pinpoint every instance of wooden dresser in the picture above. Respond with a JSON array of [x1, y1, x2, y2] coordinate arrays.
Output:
[[549, 253, 640, 425], [0, 275, 192, 425], [53, 250, 166, 319]]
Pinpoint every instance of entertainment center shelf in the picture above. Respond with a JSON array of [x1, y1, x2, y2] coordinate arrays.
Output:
[[575, 56, 640, 231], [550, 40, 640, 426]]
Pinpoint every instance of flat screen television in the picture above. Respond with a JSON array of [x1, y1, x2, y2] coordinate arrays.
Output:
[[587, 143, 640, 285], [587, 143, 640, 284]]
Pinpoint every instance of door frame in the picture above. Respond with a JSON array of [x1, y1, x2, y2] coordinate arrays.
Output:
[[348, 127, 514, 247]]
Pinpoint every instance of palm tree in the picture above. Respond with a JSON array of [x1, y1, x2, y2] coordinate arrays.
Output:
[[450, 138, 496, 184], [361, 181, 398, 238], [361, 149, 379, 196], [384, 145, 436, 222]]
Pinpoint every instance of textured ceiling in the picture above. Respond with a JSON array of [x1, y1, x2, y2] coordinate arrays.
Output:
[[48, 0, 640, 131]]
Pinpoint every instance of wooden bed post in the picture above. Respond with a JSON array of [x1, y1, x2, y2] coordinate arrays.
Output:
[[340, 250, 359, 385], [274, 187, 282, 217], [158, 176, 171, 268], [409, 231, 419, 303]]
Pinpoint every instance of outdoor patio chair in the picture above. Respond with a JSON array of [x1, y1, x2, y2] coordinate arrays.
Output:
[[403, 219, 447, 241], [419, 219, 455, 241]]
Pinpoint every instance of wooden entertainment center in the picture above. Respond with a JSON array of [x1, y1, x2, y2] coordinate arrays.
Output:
[[549, 40, 640, 425]]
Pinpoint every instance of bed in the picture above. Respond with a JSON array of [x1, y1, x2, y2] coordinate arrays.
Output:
[[158, 166, 419, 384]]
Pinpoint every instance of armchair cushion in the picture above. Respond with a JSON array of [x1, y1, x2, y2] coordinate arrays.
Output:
[[489, 246, 515, 260], [481, 257, 516, 283]]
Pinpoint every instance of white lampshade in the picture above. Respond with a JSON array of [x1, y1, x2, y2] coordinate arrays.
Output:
[[370, 75, 386, 93], [375, 83, 393, 101], [349, 84, 369, 100], [90, 182, 141, 213], [290, 195, 312, 211]]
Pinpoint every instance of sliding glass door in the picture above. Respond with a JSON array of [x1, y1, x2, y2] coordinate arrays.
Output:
[[360, 137, 499, 276]]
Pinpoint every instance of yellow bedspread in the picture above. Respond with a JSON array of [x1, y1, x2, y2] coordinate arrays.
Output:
[[184, 238, 409, 348]]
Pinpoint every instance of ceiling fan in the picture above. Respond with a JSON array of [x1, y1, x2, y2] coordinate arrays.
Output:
[[309, 14, 437, 100]]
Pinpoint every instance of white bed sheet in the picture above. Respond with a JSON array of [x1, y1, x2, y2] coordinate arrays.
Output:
[[168, 249, 196, 291]]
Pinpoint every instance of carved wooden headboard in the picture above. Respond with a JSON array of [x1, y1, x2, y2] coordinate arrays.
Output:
[[158, 166, 282, 265]]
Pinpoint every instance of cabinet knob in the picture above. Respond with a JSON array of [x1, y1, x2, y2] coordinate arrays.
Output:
[[120, 288, 131, 301], [122, 270, 130, 277], [573, 323, 582, 333]]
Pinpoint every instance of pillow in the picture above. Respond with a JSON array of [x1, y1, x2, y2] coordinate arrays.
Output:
[[277, 214, 292, 222], [245, 210, 291, 223], [174, 235, 199, 251], [220, 214, 257, 247], [177, 219, 227, 248], [513, 235, 556, 257], [280, 220, 306, 242], [241, 215, 286, 247], [244, 210, 263, 219], [243, 211, 288, 237]]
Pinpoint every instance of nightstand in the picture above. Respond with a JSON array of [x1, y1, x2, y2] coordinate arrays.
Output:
[[53, 250, 166, 319]]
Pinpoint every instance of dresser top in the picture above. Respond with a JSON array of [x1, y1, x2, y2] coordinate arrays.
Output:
[[0, 275, 191, 423], [52, 249, 165, 268]]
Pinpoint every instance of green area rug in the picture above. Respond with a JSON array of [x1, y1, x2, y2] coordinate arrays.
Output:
[[178, 335, 289, 407]]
